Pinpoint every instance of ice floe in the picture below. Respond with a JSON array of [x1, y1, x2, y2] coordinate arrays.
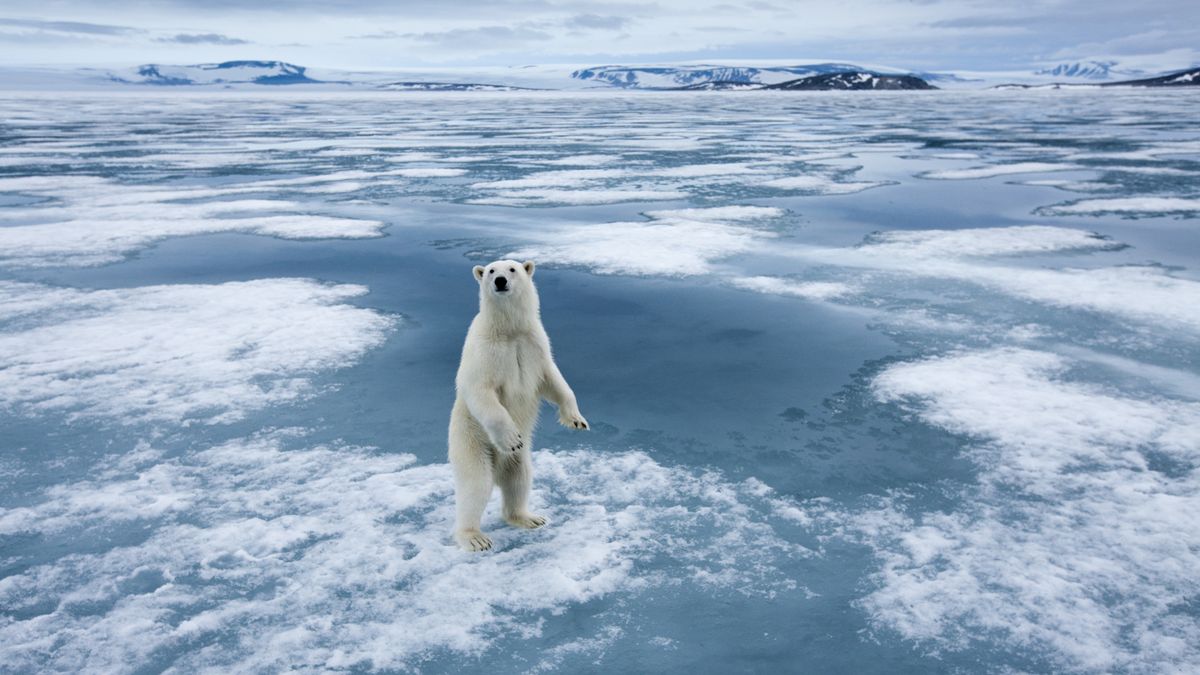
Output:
[[762, 175, 889, 194], [643, 205, 784, 222], [0, 432, 810, 672], [855, 225, 1123, 258], [385, 167, 468, 178], [508, 209, 777, 276], [0, 175, 387, 268], [470, 188, 690, 207], [857, 348, 1200, 671], [1019, 179, 1112, 192], [1039, 197, 1200, 217], [776, 227, 1200, 333], [730, 276, 853, 300], [0, 279, 394, 425], [539, 154, 621, 166], [918, 162, 1084, 180]]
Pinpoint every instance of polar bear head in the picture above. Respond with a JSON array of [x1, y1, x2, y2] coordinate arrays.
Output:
[[473, 259, 539, 316]]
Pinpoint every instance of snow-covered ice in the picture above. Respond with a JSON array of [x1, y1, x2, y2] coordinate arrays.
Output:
[[1, 89, 1198, 673]]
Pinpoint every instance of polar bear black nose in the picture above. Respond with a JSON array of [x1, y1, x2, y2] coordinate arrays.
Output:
[[494, 276, 508, 290]]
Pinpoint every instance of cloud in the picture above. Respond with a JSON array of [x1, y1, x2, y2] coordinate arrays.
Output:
[[349, 29, 400, 40], [155, 32, 249, 44], [928, 15, 1038, 29], [565, 13, 629, 30], [401, 24, 553, 47], [0, 17, 140, 35]]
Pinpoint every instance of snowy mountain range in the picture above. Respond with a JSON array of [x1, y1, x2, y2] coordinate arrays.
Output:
[[763, 72, 936, 90], [375, 81, 540, 91], [1034, 61, 1146, 80], [995, 66, 1200, 89], [570, 63, 868, 88], [109, 61, 324, 86], [1, 59, 1197, 91], [570, 64, 939, 90]]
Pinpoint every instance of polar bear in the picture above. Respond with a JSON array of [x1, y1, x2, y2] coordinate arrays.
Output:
[[449, 259, 589, 552]]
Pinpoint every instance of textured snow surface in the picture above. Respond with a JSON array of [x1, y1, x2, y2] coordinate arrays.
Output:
[[855, 225, 1123, 257], [1040, 197, 1200, 216], [859, 349, 1200, 672], [508, 208, 777, 276], [0, 175, 387, 268], [0, 433, 810, 672], [0, 279, 394, 424], [919, 162, 1083, 180]]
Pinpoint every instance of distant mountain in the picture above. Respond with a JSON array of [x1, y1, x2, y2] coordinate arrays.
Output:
[[994, 66, 1200, 90], [15, 59, 1195, 93], [672, 80, 765, 91], [911, 70, 975, 84], [570, 63, 870, 89], [1035, 61, 1134, 80], [762, 72, 936, 90], [1113, 67, 1200, 87], [110, 61, 322, 86], [376, 81, 541, 91]]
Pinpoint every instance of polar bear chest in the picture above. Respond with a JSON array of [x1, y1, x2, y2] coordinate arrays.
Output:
[[481, 338, 542, 431], [489, 337, 543, 399]]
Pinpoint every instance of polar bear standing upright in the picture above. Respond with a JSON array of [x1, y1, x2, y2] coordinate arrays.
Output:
[[449, 259, 589, 552]]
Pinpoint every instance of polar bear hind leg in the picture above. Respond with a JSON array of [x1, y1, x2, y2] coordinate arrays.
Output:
[[496, 448, 548, 529], [451, 441, 495, 551]]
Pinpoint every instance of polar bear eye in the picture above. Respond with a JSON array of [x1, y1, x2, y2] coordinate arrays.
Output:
[[488, 269, 494, 274], [509, 267, 515, 273]]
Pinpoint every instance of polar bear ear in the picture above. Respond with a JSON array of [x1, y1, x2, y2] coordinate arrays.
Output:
[[523, 260, 536, 277], [473, 265, 486, 281]]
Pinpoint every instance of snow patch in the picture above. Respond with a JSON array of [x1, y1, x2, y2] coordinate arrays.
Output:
[[508, 208, 780, 276], [469, 188, 688, 207], [856, 225, 1123, 258], [0, 433, 810, 672], [1040, 197, 1200, 216], [859, 348, 1200, 671], [0, 175, 386, 268], [386, 167, 467, 178], [644, 205, 784, 222], [919, 162, 1083, 180], [731, 276, 852, 300], [762, 175, 888, 194], [0, 279, 394, 425]]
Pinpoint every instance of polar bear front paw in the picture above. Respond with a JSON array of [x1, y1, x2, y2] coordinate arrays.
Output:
[[559, 410, 589, 430], [505, 512, 548, 529], [490, 427, 524, 453], [455, 529, 493, 552]]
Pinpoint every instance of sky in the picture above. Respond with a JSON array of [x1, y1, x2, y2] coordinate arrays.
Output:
[[0, 0, 1198, 73]]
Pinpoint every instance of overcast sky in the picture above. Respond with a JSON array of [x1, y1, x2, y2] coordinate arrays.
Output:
[[1, 0, 1198, 72]]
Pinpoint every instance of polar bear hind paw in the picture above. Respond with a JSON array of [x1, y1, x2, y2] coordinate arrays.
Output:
[[456, 530, 493, 552], [506, 513, 548, 529]]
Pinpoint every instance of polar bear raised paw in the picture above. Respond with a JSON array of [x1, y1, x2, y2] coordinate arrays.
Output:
[[456, 529, 493, 552], [559, 410, 589, 430]]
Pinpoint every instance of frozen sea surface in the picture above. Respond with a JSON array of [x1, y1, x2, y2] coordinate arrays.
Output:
[[1, 90, 1199, 673]]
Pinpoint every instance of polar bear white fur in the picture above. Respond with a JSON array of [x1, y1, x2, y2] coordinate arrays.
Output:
[[449, 259, 589, 552]]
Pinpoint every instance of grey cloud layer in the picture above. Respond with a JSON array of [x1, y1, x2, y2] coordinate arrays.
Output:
[[156, 32, 248, 44]]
